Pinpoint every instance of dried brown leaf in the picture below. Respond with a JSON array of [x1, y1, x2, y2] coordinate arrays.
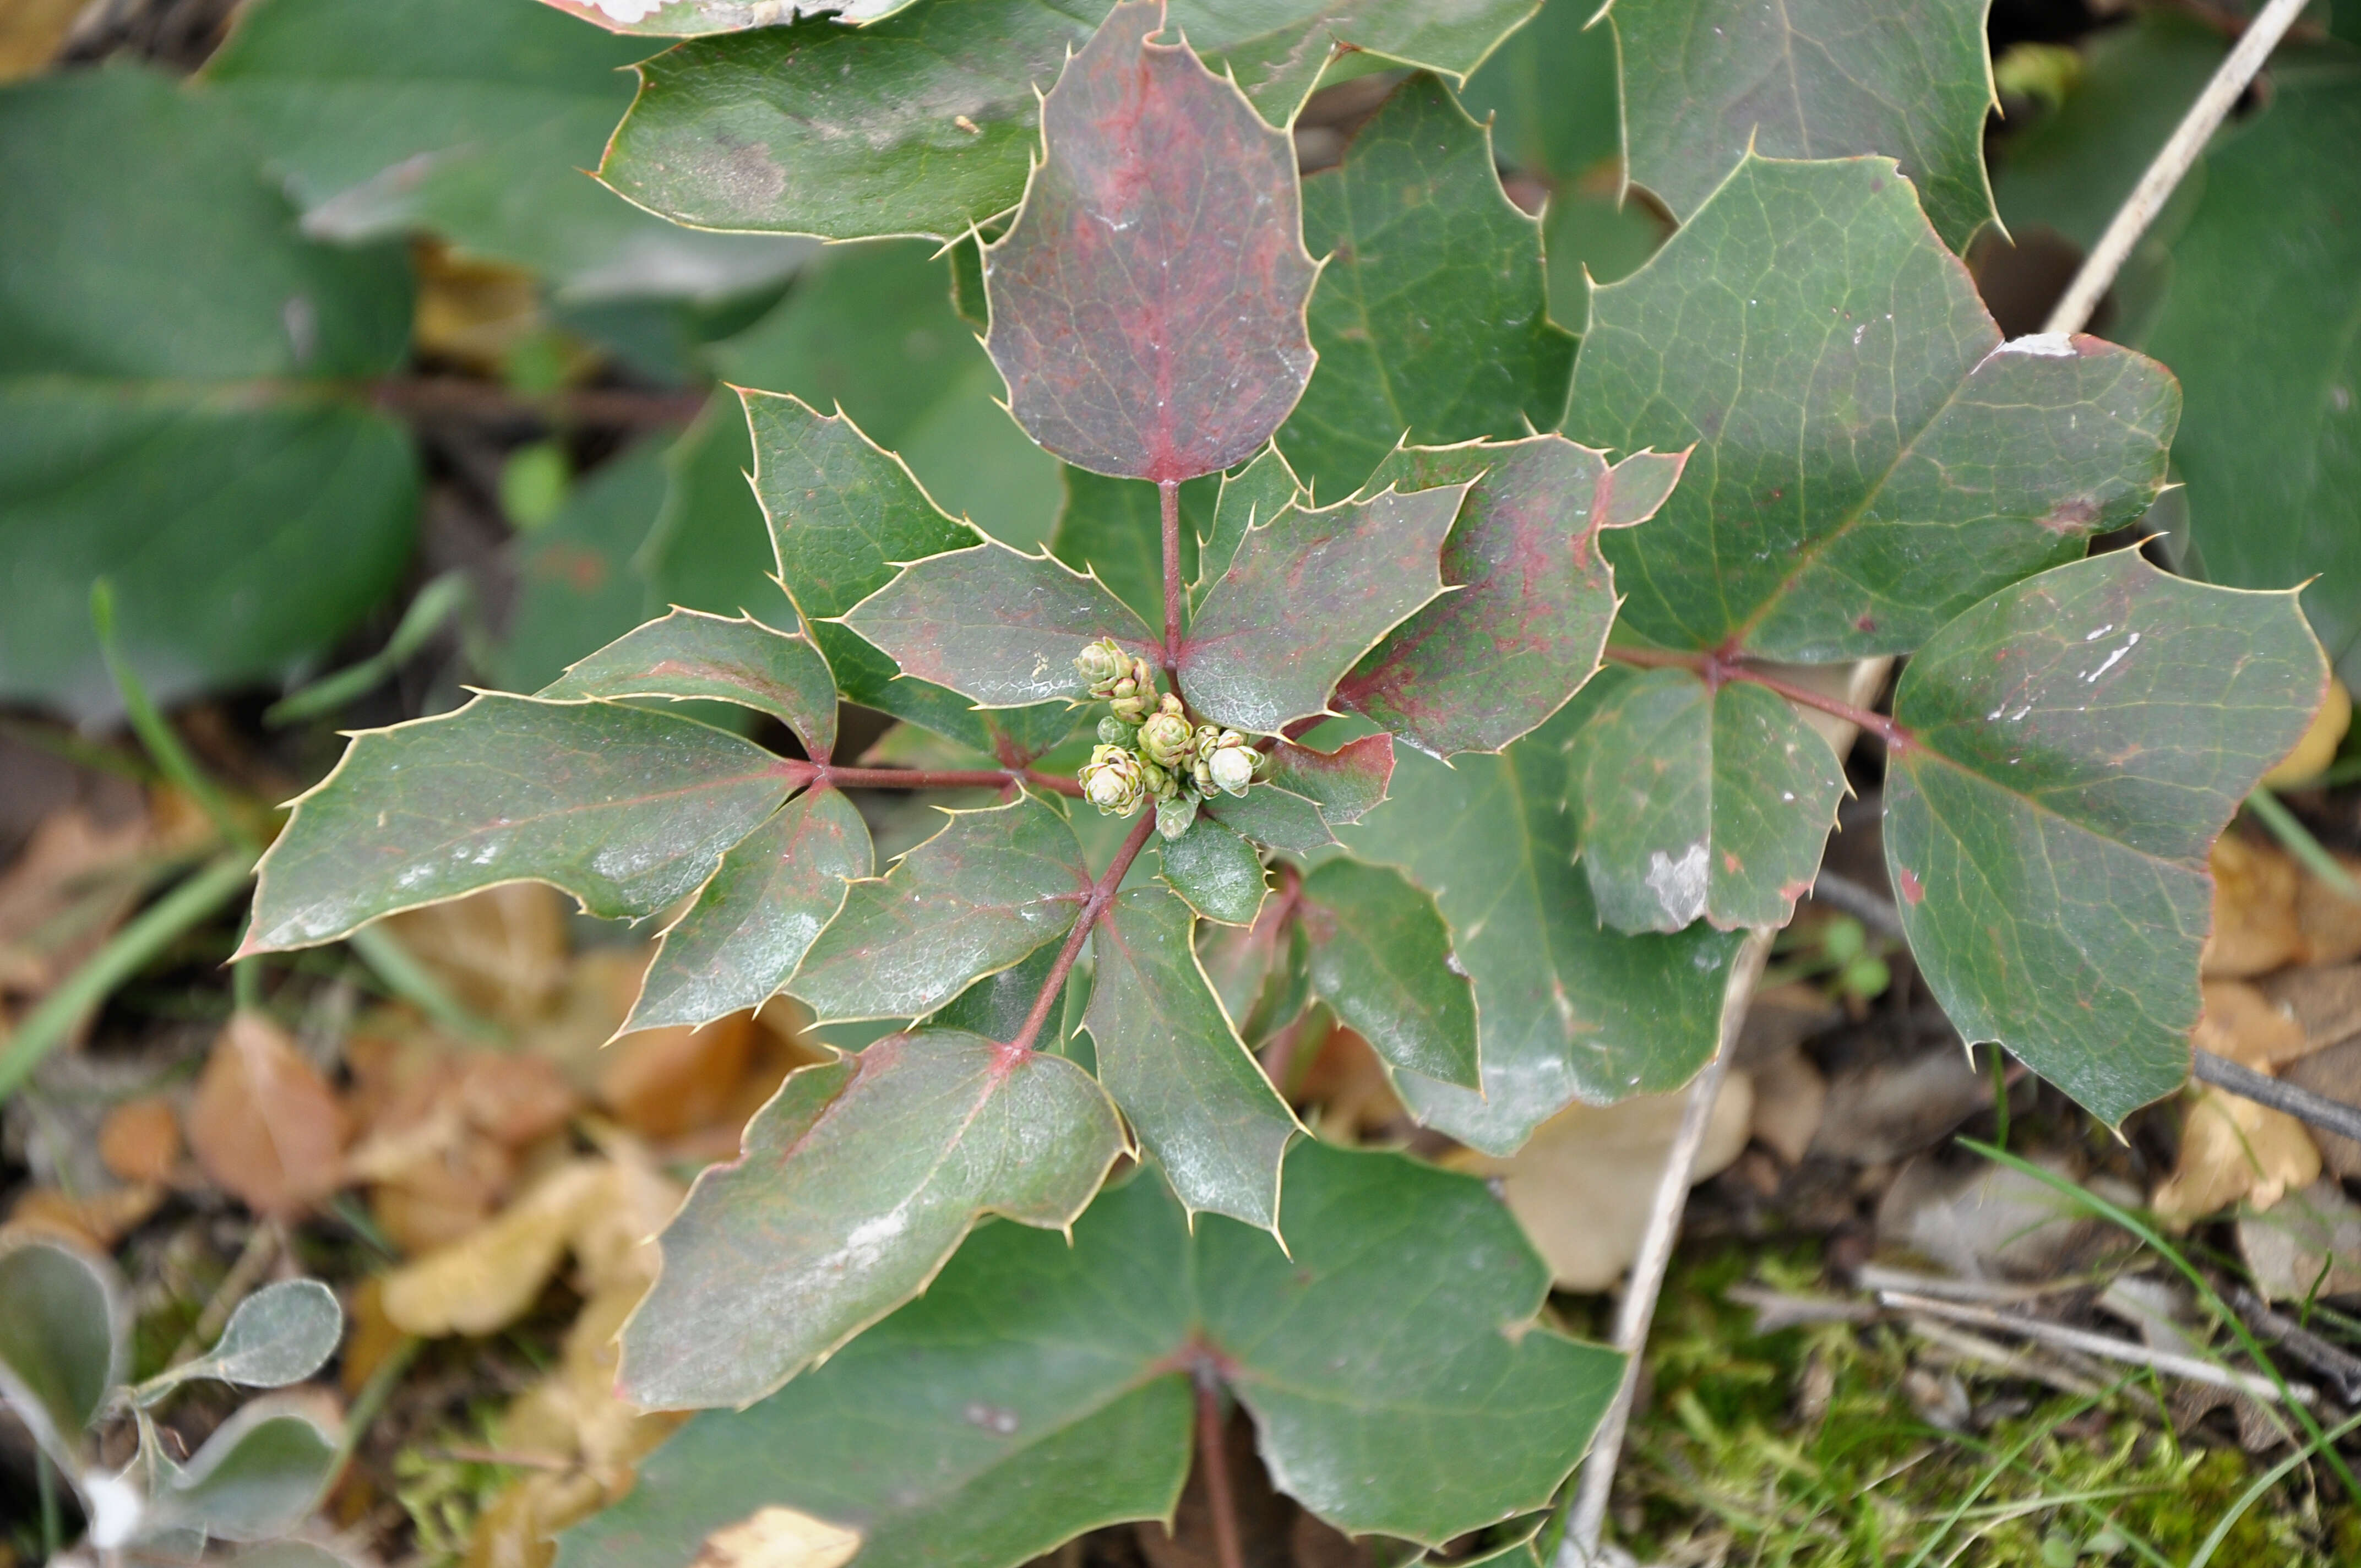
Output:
[[4, 1182, 163, 1249], [694, 1508, 862, 1568], [384, 883, 571, 1025], [0, 806, 149, 997], [98, 1096, 183, 1184], [381, 1161, 605, 1337], [187, 1012, 350, 1217], [2152, 1085, 2320, 1226], [2195, 979, 2311, 1070], [2202, 834, 2304, 979], [594, 1013, 755, 1140]]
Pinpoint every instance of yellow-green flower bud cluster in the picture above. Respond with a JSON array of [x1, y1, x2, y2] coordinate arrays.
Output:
[[1071, 646, 1263, 839]]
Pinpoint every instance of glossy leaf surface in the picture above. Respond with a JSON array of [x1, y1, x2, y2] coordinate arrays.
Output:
[[1336, 439, 1681, 756], [1262, 733, 1394, 825], [629, 788, 873, 1033], [621, 1030, 1125, 1408], [1578, 668, 1847, 933], [1339, 703, 1744, 1151], [1157, 816, 1269, 927], [1194, 445, 1303, 609], [792, 796, 1089, 1023], [599, 0, 1534, 239], [206, 0, 806, 292], [0, 68, 414, 717], [984, 1, 1316, 483], [1565, 155, 2178, 662], [1297, 858, 1478, 1087], [1085, 888, 1298, 1228], [1611, 0, 1998, 251], [1183, 485, 1468, 733], [246, 696, 788, 951], [0, 1237, 123, 1451], [564, 1144, 1618, 1567], [1885, 551, 2326, 1125], [744, 391, 1069, 758], [540, 609, 839, 759], [1204, 782, 1338, 854], [1279, 75, 1575, 502], [2141, 64, 2361, 684], [844, 543, 1158, 710]]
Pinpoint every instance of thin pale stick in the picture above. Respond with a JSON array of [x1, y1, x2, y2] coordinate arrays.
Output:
[[1005, 812, 1157, 1054], [2043, 0, 2311, 336], [1880, 1290, 2316, 1404], [1560, 928, 1772, 1562]]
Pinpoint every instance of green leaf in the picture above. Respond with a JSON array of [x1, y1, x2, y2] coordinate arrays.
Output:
[[1576, 668, 1847, 933], [1157, 816, 1269, 927], [629, 787, 874, 1033], [1051, 469, 1214, 628], [540, 609, 840, 760], [1182, 485, 1468, 733], [791, 794, 1090, 1023], [1204, 783, 1337, 853], [148, 1399, 341, 1543], [1336, 438, 1682, 756], [1262, 733, 1394, 825], [0, 1236, 124, 1454], [1296, 859, 1478, 1088], [1278, 74, 1575, 502], [620, 1029, 1124, 1408], [204, 0, 806, 294], [743, 391, 1072, 758], [1457, 0, 1622, 185], [1610, 0, 1999, 252], [1194, 444, 1304, 610], [176, 1281, 342, 1392], [491, 440, 668, 694], [1337, 704, 1744, 1151], [244, 695, 789, 952], [0, 67, 415, 717], [984, 2, 1317, 483], [843, 542, 1159, 711], [1200, 897, 1312, 1048], [562, 1144, 1619, 1568], [1884, 549, 2326, 1126], [1565, 155, 2179, 661], [599, 0, 1535, 241], [1085, 888, 1298, 1228], [924, 938, 1084, 1048], [2140, 62, 2361, 686]]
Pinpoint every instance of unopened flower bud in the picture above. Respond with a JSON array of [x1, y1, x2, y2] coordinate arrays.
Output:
[[1192, 726, 1260, 797], [1156, 794, 1200, 841], [1138, 698, 1194, 770], [1139, 755, 1179, 802], [1080, 744, 1146, 817], [1097, 715, 1139, 746], [1106, 657, 1159, 724], [1075, 638, 1129, 691]]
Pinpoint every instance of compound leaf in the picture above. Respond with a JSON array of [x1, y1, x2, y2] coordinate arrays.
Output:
[[791, 794, 1090, 1023], [1296, 859, 1478, 1088], [1279, 74, 1575, 502], [1157, 815, 1269, 927], [2140, 63, 2361, 687], [1085, 888, 1298, 1229], [1336, 438, 1682, 756], [1610, 0, 1999, 252], [244, 695, 790, 952], [0, 1236, 124, 1454], [1565, 155, 2178, 662], [843, 543, 1159, 711], [629, 787, 874, 1034], [1577, 668, 1847, 933], [620, 1030, 1125, 1408], [563, 1143, 1617, 1568], [599, 0, 1533, 239], [983, 1, 1316, 483], [1183, 485, 1468, 734], [540, 608, 840, 760], [1337, 701, 1744, 1151], [1885, 550, 2326, 1126]]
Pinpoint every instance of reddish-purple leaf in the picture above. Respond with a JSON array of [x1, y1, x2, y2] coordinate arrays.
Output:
[[1263, 734, 1394, 825], [1181, 484, 1469, 733], [982, 0, 1318, 483], [1335, 439, 1686, 756], [842, 542, 1160, 710]]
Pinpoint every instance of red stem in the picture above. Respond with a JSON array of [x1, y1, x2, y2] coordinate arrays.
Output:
[[783, 761, 1085, 798], [1005, 812, 1157, 1054], [1161, 478, 1185, 673], [1605, 645, 1909, 751], [1193, 1367, 1247, 1568]]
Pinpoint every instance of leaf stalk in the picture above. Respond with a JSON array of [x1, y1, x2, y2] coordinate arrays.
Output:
[[1006, 812, 1157, 1055], [1605, 645, 1911, 750]]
